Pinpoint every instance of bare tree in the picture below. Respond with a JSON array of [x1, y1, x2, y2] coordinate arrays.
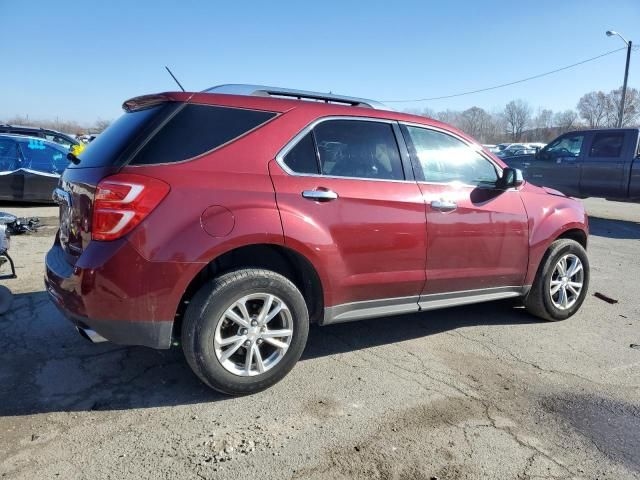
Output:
[[4, 115, 86, 135], [553, 110, 579, 133], [93, 119, 112, 133], [577, 91, 608, 128], [503, 100, 531, 141], [458, 106, 495, 143], [534, 108, 554, 130], [404, 107, 436, 119], [605, 87, 640, 127], [434, 110, 461, 127]]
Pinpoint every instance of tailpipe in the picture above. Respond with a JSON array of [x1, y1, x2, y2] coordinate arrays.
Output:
[[76, 326, 107, 344]]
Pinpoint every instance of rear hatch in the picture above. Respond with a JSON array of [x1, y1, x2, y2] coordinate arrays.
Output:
[[56, 98, 181, 264]]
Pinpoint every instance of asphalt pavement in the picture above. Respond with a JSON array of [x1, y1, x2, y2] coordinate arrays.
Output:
[[0, 198, 639, 479]]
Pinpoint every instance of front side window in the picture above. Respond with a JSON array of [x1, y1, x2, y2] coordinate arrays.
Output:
[[543, 134, 584, 159], [589, 133, 624, 158], [313, 120, 404, 180], [404, 126, 498, 185]]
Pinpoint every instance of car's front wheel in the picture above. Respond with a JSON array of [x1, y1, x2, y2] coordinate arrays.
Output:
[[524, 238, 589, 321], [182, 269, 309, 395]]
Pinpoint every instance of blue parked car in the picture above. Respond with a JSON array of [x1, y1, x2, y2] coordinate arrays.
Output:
[[0, 134, 70, 202]]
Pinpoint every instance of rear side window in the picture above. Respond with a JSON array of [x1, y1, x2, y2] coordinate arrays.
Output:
[[589, 132, 625, 158], [283, 132, 319, 174], [314, 120, 404, 180], [73, 104, 175, 168], [131, 105, 277, 165]]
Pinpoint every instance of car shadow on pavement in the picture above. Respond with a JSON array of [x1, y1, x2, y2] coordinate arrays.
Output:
[[588, 216, 640, 240], [0, 291, 537, 417]]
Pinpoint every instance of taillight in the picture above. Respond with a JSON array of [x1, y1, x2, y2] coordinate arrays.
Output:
[[92, 173, 170, 241]]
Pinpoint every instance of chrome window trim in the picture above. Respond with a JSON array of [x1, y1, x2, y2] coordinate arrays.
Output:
[[275, 116, 415, 184]]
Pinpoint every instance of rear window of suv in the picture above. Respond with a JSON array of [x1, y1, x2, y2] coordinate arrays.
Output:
[[73, 103, 276, 168], [71, 104, 177, 168]]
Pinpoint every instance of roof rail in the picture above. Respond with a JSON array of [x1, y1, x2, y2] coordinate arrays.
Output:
[[202, 84, 390, 110]]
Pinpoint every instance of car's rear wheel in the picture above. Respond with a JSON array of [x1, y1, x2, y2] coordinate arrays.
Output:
[[524, 239, 589, 321], [182, 269, 309, 395]]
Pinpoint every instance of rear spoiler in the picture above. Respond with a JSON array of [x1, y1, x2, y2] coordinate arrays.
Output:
[[122, 94, 173, 113]]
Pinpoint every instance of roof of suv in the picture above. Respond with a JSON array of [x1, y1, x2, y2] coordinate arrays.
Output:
[[131, 86, 476, 144], [202, 84, 390, 110]]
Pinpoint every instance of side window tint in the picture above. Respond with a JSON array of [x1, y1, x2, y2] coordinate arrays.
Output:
[[313, 120, 404, 180], [405, 126, 498, 185], [132, 105, 277, 165], [283, 132, 319, 174], [589, 133, 624, 158]]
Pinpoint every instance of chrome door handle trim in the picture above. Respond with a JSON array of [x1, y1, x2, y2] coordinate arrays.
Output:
[[302, 189, 338, 201], [431, 200, 457, 210]]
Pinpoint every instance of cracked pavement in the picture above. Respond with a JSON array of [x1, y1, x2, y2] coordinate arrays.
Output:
[[0, 198, 639, 479]]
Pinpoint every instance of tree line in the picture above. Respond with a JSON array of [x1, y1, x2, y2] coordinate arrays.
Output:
[[408, 86, 639, 144], [0, 115, 111, 136]]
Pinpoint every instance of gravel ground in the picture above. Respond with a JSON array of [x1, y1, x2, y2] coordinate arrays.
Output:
[[0, 198, 639, 479]]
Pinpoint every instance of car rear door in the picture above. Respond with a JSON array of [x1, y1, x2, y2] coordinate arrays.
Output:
[[579, 130, 630, 199], [270, 118, 427, 313], [400, 124, 529, 300]]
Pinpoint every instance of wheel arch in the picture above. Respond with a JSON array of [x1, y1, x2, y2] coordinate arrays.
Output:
[[173, 243, 325, 340]]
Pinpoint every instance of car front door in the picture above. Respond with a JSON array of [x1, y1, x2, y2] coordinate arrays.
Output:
[[579, 131, 628, 199], [270, 118, 427, 318], [401, 124, 529, 302], [525, 133, 585, 196]]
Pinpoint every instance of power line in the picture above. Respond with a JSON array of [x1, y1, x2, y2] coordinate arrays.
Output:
[[382, 46, 633, 103]]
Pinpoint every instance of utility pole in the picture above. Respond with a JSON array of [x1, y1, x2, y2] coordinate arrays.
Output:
[[618, 40, 632, 128], [606, 31, 632, 128]]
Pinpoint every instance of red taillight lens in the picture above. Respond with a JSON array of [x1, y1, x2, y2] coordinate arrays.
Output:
[[92, 173, 170, 241]]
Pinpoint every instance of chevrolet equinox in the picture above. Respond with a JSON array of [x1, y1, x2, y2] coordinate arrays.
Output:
[[45, 85, 590, 394]]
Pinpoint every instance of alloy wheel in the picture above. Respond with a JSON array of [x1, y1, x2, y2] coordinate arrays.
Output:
[[549, 253, 584, 310], [214, 293, 293, 376]]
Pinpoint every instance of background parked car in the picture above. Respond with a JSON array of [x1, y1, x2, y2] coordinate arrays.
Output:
[[502, 128, 640, 201], [0, 124, 79, 150], [482, 144, 501, 153], [0, 134, 70, 202], [496, 144, 536, 157]]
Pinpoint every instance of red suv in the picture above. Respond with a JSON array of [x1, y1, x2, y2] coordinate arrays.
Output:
[[45, 85, 590, 394]]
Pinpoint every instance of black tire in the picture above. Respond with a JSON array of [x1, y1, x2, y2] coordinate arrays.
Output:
[[182, 269, 309, 395], [524, 239, 589, 321]]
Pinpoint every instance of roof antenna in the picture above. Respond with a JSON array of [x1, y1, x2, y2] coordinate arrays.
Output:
[[164, 66, 185, 92]]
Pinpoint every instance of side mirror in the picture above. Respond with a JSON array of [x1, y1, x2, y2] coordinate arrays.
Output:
[[497, 167, 524, 189]]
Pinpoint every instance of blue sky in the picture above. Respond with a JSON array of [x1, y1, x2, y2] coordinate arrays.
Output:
[[1, 0, 638, 123]]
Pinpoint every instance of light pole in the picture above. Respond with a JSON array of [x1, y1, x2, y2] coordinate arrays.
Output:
[[606, 30, 632, 128]]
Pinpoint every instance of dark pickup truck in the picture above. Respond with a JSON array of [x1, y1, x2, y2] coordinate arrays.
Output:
[[502, 128, 640, 202]]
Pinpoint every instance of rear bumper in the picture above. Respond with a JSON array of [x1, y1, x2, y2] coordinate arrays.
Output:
[[49, 301, 174, 349], [45, 239, 197, 349]]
